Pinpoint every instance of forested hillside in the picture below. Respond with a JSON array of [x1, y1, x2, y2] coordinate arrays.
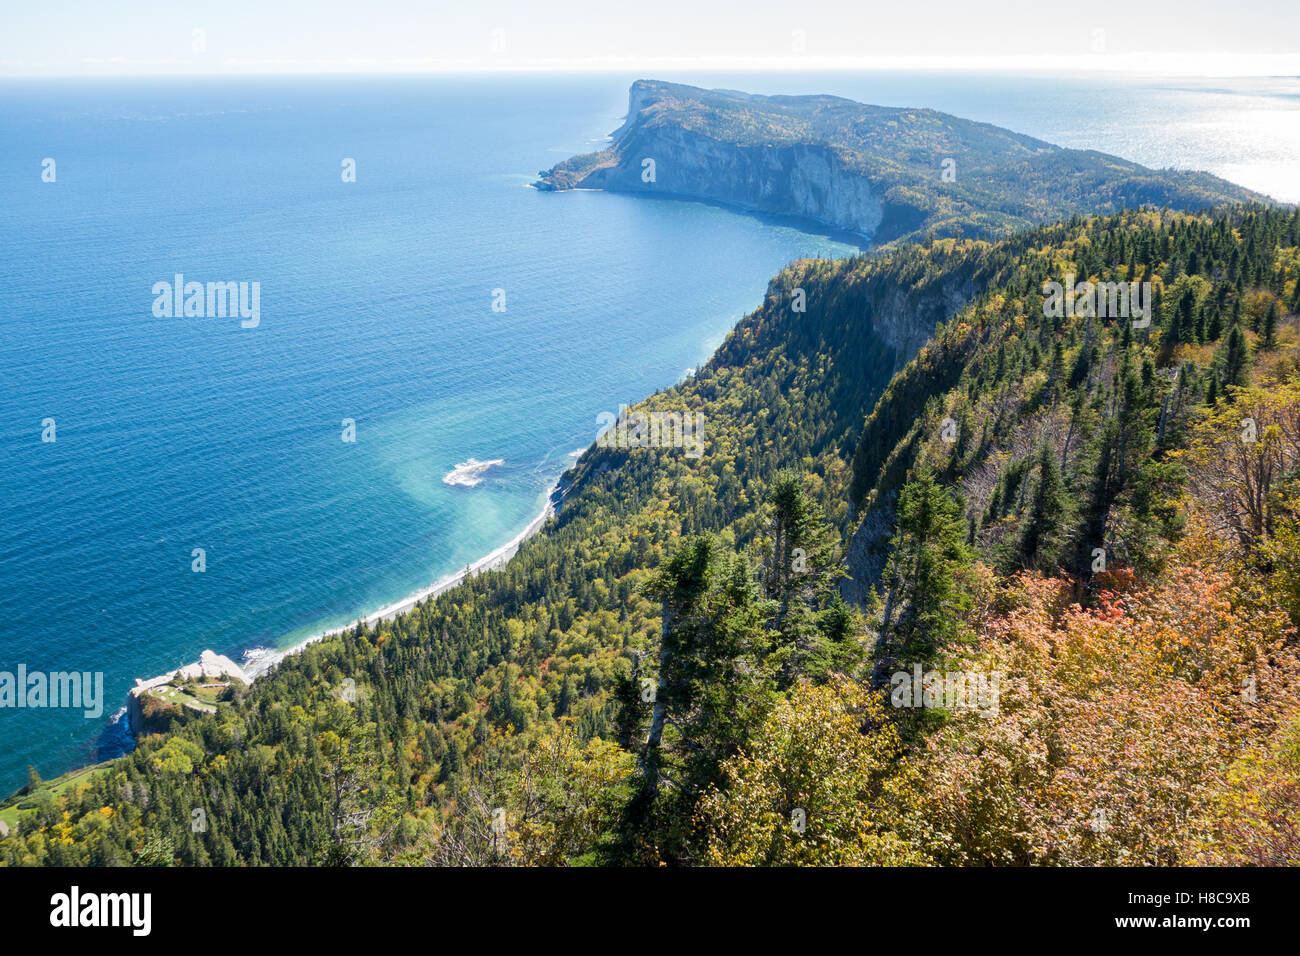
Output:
[[5, 205, 1300, 866], [538, 80, 1269, 243]]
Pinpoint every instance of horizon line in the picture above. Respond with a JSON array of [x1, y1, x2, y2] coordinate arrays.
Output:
[[4, 52, 1300, 79]]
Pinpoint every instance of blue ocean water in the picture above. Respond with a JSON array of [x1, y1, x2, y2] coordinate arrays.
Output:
[[0, 71, 1296, 793]]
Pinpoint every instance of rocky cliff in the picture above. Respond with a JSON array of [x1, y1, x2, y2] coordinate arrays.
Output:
[[127, 649, 248, 736], [549, 126, 888, 239], [536, 80, 1271, 246]]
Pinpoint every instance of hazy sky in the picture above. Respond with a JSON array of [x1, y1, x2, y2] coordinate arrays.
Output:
[[3, 0, 1298, 75]]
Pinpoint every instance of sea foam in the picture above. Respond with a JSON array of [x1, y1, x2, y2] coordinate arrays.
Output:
[[442, 458, 505, 487]]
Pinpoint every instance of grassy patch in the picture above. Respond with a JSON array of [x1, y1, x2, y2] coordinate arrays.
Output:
[[0, 761, 113, 830]]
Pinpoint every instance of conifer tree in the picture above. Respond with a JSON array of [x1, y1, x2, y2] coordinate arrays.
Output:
[[1021, 442, 1067, 569], [1221, 323, 1251, 388], [764, 472, 853, 684], [618, 537, 776, 863], [1263, 300, 1280, 351], [874, 469, 974, 683]]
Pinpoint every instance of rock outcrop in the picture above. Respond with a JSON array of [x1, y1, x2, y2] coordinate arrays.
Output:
[[536, 80, 1270, 246], [127, 650, 248, 736], [558, 129, 886, 239]]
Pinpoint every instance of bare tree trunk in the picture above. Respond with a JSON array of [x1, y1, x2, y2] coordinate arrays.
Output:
[[872, 550, 904, 687], [641, 601, 674, 797], [1156, 363, 1182, 448]]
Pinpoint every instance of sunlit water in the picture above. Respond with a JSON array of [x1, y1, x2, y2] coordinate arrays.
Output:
[[0, 70, 1294, 792]]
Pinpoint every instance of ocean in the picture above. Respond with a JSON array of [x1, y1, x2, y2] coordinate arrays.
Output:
[[0, 71, 1296, 793]]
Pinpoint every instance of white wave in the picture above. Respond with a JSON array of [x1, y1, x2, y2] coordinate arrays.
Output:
[[442, 457, 505, 487], [240, 646, 276, 671], [238, 488, 555, 683]]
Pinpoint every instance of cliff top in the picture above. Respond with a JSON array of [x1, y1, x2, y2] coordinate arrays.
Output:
[[537, 80, 1274, 244]]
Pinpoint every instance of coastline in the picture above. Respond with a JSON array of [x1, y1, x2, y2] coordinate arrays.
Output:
[[241, 480, 563, 681], [125, 479, 565, 699], [4, 485, 566, 806]]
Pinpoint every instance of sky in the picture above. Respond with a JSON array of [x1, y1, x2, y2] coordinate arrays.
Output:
[[2, 0, 1298, 76]]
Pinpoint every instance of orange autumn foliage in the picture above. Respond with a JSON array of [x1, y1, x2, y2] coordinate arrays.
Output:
[[898, 556, 1300, 865]]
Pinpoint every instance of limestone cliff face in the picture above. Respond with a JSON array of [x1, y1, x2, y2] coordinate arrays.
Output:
[[861, 275, 981, 373], [843, 494, 898, 607], [539, 80, 1268, 249], [576, 126, 885, 239], [835, 263, 991, 604], [607, 81, 657, 141]]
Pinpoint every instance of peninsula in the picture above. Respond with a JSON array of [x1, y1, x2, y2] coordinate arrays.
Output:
[[537, 80, 1268, 243]]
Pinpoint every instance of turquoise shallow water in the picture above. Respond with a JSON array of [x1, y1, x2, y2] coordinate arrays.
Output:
[[0, 74, 860, 790], [1, 71, 1296, 793]]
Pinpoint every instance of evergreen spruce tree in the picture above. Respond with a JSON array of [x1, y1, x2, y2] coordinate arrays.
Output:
[[874, 469, 974, 683], [1263, 299, 1280, 351], [764, 472, 856, 684], [1220, 323, 1251, 388], [1021, 442, 1067, 569]]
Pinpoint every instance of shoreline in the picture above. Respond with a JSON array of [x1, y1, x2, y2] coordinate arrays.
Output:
[[124, 478, 565, 698], [241, 480, 563, 681], [6, 470, 577, 805]]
